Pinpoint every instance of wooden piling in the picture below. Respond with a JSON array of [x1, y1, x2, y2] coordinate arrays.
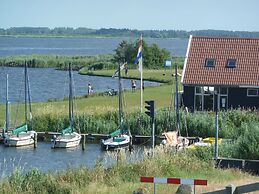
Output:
[[82, 134, 86, 150], [129, 136, 133, 152], [34, 133, 37, 148]]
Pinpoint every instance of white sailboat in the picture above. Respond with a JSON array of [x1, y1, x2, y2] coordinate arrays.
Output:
[[101, 63, 132, 151], [4, 62, 37, 147], [51, 63, 81, 148]]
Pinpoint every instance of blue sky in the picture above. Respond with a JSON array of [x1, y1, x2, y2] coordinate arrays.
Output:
[[1, 0, 259, 31]]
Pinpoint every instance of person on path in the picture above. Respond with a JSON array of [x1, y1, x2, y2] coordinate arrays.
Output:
[[131, 80, 136, 92], [88, 83, 93, 95]]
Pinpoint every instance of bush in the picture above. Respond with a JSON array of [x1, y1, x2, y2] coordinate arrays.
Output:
[[236, 123, 259, 160]]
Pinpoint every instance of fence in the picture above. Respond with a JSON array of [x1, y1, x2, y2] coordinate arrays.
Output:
[[140, 176, 207, 194]]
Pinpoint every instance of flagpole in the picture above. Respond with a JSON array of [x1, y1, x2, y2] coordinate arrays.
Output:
[[140, 57, 143, 113]]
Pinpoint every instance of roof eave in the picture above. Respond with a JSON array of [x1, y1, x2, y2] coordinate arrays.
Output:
[[181, 35, 192, 84]]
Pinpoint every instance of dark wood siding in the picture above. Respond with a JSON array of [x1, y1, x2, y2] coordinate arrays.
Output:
[[228, 88, 259, 109], [182, 86, 194, 111]]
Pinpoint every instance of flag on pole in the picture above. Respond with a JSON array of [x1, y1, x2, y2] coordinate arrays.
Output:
[[134, 35, 142, 73]]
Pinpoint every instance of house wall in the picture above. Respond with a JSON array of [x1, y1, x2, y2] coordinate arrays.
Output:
[[183, 86, 259, 111], [228, 88, 259, 109], [182, 86, 194, 111]]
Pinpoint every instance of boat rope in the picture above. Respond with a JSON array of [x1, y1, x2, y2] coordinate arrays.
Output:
[[13, 69, 25, 129], [167, 79, 175, 132], [26, 64, 34, 131], [138, 137, 152, 146]]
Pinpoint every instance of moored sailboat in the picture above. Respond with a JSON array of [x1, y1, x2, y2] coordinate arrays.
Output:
[[101, 63, 132, 151], [4, 62, 37, 147], [51, 63, 81, 148]]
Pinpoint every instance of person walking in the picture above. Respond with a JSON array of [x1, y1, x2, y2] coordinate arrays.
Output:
[[131, 80, 136, 92], [88, 83, 93, 95]]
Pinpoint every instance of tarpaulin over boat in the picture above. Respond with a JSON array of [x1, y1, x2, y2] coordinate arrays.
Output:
[[62, 126, 72, 135], [12, 124, 27, 135], [162, 131, 178, 146], [109, 129, 121, 137]]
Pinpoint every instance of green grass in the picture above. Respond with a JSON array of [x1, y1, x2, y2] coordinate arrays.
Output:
[[0, 83, 176, 127], [0, 148, 257, 194], [79, 68, 182, 83]]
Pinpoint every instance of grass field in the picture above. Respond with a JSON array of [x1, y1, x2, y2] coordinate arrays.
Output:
[[79, 68, 182, 83], [0, 69, 183, 127], [0, 147, 258, 194], [1, 70, 258, 193]]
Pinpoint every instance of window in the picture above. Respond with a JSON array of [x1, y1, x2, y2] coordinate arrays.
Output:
[[205, 58, 216, 67], [220, 87, 228, 95], [247, 89, 258, 97], [195, 86, 202, 94], [226, 59, 237, 68]]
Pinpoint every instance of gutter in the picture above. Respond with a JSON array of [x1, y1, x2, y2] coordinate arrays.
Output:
[[181, 35, 192, 84]]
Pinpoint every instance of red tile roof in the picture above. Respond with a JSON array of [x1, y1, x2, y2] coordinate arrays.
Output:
[[182, 36, 259, 86]]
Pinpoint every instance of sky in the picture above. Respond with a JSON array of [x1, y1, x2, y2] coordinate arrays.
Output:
[[1, 0, 259, 31]]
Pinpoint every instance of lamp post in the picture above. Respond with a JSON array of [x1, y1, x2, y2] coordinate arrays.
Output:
[[214, 90, 220, 159]]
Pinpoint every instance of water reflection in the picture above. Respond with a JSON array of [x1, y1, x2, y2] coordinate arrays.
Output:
[[0, 142, 146, 178]]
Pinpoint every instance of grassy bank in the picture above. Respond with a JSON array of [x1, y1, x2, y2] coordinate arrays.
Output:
[[0, 83, 174, 126], [0, 148, 257, 194], [79, 69, 181, 83], [0, 54, 114, 70]]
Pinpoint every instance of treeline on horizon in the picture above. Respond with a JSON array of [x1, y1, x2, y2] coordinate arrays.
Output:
[[1, 27, 259, 38]]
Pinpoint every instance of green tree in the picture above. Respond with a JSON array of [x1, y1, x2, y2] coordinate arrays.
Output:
[[114, 39, 170, 69], [113, 40, 135, 64]]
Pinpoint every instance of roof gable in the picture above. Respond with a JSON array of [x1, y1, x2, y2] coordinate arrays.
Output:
[[182, 36, 259, 86]]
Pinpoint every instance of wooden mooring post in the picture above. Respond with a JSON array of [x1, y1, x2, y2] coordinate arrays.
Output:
[[33, 133, 37, 148], [82, 134, 86, 150]]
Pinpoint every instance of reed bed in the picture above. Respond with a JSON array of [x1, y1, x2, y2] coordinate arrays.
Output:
[[0, 147, 257, 194]]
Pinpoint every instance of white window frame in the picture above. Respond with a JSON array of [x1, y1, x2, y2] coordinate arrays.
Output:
[[247, 88, 258, 97], [194, 86, 229, 111]]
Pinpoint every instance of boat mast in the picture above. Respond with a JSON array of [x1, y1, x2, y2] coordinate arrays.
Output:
[[4, 74, 9, 137], [118, 63, 123, 128], [68, 63, 74, 132], [175, 62, 181, 135], [24, 61, 28, 124], [27, 61, 33, 131]]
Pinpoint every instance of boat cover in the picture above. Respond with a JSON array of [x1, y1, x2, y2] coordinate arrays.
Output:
[[162, 131, 178, 146], [12, 124, 28, 135], [109, 129, 121, 137], [62, 126, 72, 135]]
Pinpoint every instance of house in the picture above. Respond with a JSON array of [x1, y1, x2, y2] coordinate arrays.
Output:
[[181, 36, 259, 111]]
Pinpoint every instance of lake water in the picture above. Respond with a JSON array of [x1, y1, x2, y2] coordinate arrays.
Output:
[[0, 36, 165, 176], [0, 67, 160, 103], [0, 36, 188, 57], [0, 142, 145, 178]]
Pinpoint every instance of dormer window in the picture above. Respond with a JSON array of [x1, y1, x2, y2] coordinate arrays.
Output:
[[205, 58, 216, 67], [226, 59, 236, 68]]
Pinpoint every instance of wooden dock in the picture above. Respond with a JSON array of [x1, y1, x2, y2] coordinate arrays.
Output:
[[36, 132, 200, 145], [1, 129, 200, 145]]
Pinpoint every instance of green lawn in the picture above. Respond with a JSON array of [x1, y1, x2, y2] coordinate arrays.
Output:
[[0, 83, 176, 127], [79, 68, 182, 83]]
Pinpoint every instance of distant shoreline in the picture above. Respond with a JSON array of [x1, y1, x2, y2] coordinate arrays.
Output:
[[1, 27, 259, 39], [0, 34, 188, 40]]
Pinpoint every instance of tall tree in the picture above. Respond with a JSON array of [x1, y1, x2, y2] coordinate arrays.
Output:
[[113, 40, 135, 64]]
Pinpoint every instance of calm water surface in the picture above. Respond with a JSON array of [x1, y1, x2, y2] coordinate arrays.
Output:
[[0, 36, 188, 57], [0, 67, 160, 103], [0, 142, 145, 178]]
